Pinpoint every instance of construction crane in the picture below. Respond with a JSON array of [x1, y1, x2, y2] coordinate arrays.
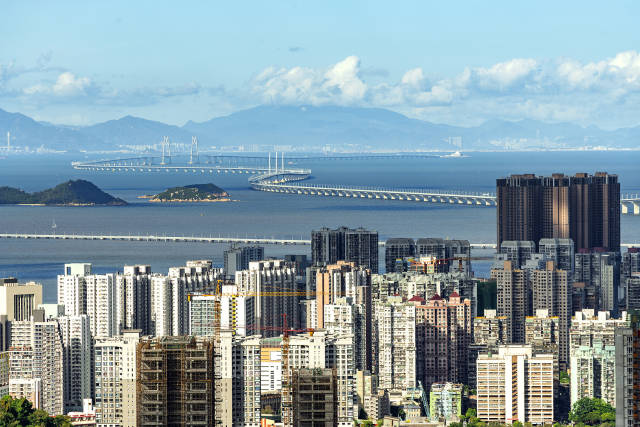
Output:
[[408, 255, 493, 273], [435, 256, 493, 272], [205, 281, 319, 426], [259, 314, 314, 427]]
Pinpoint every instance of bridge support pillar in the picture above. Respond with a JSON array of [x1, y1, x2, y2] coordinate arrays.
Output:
[[634, 202, 640, 215], [622, 203, 629, 214]]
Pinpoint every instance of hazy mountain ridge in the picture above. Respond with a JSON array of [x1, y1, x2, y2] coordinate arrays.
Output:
[[0, 105, 639, 152]]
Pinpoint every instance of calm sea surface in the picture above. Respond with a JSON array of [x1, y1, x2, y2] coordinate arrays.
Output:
[[1, 151, 639, 302]]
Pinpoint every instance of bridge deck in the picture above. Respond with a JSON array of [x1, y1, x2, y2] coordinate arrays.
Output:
[[72, 156, 640, 212], [1, 233, 639, 249]]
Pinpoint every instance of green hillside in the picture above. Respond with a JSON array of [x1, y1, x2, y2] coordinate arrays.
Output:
[[0, 180, 126, 205], [151, 183, 229, 201]]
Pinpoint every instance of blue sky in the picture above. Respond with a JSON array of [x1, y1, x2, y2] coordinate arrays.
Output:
[[2, 1, 640, 128]]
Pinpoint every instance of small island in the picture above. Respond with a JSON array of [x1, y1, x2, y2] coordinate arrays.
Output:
[[0, 180, 127, 206], [144, 183, 230, 203]]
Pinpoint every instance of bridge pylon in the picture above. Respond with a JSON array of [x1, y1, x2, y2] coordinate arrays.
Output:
[[189, 136, 199, 165]]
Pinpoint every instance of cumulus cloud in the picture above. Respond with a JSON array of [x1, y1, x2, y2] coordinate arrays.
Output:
[[8, 50, 640, 127], [250, 51, 640, 126], [253, 56, 367, 105]]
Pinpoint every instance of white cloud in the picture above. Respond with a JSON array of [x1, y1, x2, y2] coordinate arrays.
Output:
[[252, 51, 640, 126], [473, 58, 538, 90], [9, 50, 640, 128], [253, 56, 367, 105], [52, 72, 92, 96], [401, 68, 425, 88], [23, 72, 94, 97]]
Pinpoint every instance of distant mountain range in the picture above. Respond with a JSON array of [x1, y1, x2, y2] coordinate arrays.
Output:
[[1, 105, 639, 152]]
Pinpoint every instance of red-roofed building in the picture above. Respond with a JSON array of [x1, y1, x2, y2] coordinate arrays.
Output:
[[408, 295, 426, 305]]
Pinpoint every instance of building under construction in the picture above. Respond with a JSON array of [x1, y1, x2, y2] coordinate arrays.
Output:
[[292, 368, 338, 427], [136, 336, 215, 426]]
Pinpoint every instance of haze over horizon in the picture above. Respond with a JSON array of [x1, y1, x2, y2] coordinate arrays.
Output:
[[3, 1, 640, 130]]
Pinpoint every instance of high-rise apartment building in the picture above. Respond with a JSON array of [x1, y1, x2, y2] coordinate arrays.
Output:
[[574, 250, 620, 314], [0, 279, 43, 323], [0, 352, 8, 398], [531, 261, 570, 369], [9, 312, 64, 415], [325, 334, 357, 426], [493, 260, 529, 344], [311, 226, 379, 273], [188, 286, 255, 337], [85, 273, 117, 337], [146, 261, 223, 337], [167, 261, 223, 335], [235, 260, 299, 335], [622, 247, 640, 280], [373, 296, 416, 392], [356, 370, 380, 421], [469, 309, 510, 389], [0, 279, 43, 351], [495, 240, 536, 269], [473, 309, 510, 345], [224, 245, 264, 276], [539, 238, 575, 273], [497, 172, 620, 251], [137, 336, 216, 426], [57, 263, 91, 317], [115, 265, 151, 335], [149, 274, 172, 336], [414, 292, 471, 392], [258, 331, 355, 426], [58, 265, 118, 337], [315, 261, 372, 370], [58, 315, 92, 413], [524, 309, 559, 377], [629, 311, 640, 426], [626, 276, 640, 310], [323, 297, 362, 385], [569, 310, 634, 427], [94, 330, 140, 427], [217, 331, 262, 426], [476, 345, 555, 425], [384, 238, 415, 273]]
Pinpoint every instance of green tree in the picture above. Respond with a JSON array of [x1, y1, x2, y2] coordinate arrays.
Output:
[[559, 371, 570, 384], [569, 397, 615, 425], [0, 396, 72, 427]]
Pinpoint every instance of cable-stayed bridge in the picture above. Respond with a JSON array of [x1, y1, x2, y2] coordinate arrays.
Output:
[[72, 151, 640, 213]]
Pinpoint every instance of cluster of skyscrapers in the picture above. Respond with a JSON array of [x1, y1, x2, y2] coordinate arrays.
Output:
[[0, 172, 639, 426]]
